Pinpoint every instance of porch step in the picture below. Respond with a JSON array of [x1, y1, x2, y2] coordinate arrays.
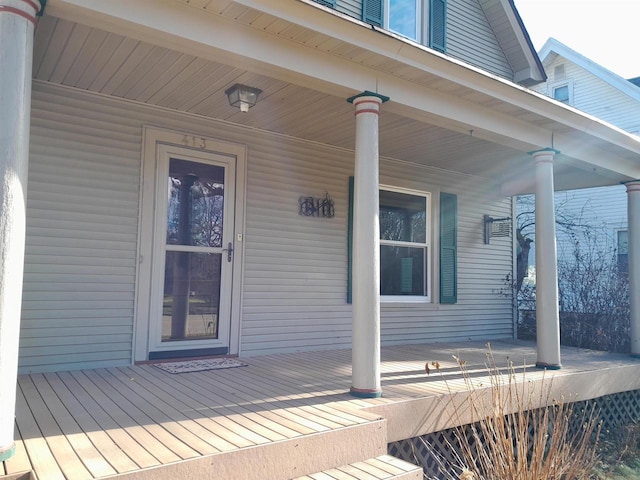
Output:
[[0, 472, 34, 480], [293, 455, 422, 480], [102, 412, 388, 480]]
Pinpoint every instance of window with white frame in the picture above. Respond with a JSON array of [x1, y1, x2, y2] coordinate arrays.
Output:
[[379, 187, 430, 299], [362, 0, 446, 51], [387, 0, 421, 41], [549, 80, 573, 105]]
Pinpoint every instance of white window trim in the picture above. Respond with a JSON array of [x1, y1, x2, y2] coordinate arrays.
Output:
[[548, 79, 574, 105], [617, 229, 629, 255], [379, 184, 432, 303]]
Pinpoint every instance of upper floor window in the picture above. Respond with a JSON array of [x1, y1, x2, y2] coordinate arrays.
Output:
[[363, 0, 446, 52], [387, 0, 420, 41], [549, 80, 573, 105], [553, 85, 569, 102]]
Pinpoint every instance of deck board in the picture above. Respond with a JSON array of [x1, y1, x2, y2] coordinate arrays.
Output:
[[28, 374, 117, 478], [56, 371, 161, 469], [134, 365, 274, 446], [117, 367, 245, 451], [5, 340, 640, 480], [18, 375, 93, 480], [42, 373, 140, 473], [90, 368, 217, 456], [81, 369, 199, 461], [14, 386, 65, 480], [3, 426, 32, 476]]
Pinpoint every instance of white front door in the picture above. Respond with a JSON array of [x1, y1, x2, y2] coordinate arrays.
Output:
[[147, 144, 236, 359], [136, 128, 246, 362]]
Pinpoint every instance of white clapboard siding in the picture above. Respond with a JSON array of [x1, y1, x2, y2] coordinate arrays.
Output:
[[22, 88, 141, 373], [526, 50, 638, 272], [447, 0, 513, 80], [314, 0, 514, 82], [523, 184, 629, 268], [23, 82, 513, 371], [555, 185, 628, 262], [533, 55, 640, 134]]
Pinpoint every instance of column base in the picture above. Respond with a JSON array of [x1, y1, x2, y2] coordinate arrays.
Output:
[[630, 353, 640, 359], [535, 362, 561, 370], [350, 386, 382, 398], [0, 442, 15, 462]]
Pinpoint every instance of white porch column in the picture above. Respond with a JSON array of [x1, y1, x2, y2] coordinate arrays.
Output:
[[348, 91, 389, 398], [532, 148, 561, 369], [0, 0, 41, 461], [627, 181, 640, 356]]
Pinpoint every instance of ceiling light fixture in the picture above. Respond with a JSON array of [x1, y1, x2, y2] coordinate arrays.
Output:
[[224, 83, 262, 112]]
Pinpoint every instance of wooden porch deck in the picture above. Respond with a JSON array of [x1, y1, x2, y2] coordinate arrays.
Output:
[[4, 340, 640, 480]]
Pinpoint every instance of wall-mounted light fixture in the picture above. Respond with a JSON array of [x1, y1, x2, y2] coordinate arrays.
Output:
[[224, 83, 262, 112], [484, 214, 512, 244]]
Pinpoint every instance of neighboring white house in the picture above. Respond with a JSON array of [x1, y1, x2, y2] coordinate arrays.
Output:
[[524, 38, 640, 271], [2, 0, 640, 465]]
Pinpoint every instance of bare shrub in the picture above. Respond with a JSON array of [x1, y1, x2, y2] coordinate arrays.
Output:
[[419, 345, 601, 480], [514, 226, 630, 353]]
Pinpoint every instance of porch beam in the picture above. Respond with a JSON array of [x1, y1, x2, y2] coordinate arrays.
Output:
[[532, 148, 561, 369], [627, 181, 640, 357], [45, 0, 640, 180], [348, 92, 388, 398], [0, 0, 42, 461]]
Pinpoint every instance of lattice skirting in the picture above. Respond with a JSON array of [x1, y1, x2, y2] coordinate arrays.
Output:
[[388, 389, 640, 479]]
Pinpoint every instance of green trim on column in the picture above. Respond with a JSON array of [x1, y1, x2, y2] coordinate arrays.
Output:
[[37, 0, 46, 16], [527, 147, 560, 156], [347, 176, 354, 304], [535, 362, 561, 370], [349, 387, 383, 398], [346, 91, 390, 104], [0, 443, 15, 462]]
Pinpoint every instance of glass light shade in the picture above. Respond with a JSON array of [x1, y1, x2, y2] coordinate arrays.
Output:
[[224, 84, 262, 112]]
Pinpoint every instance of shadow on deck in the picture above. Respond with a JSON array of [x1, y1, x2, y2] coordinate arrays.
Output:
[[3, 340, 640, 480]]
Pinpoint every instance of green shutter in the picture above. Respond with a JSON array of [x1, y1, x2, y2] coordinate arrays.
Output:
[[362, 0, 383, 27], [429, 0, 447, 52], [347, 176, 354, 303], [313, 0, 337, 7], [439, 192, 457, 304]]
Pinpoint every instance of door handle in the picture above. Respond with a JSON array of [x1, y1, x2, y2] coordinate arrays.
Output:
[[222, 242, 233, 262]]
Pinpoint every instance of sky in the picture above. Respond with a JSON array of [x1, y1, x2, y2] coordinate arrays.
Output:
[[513, 0, 640, 80]]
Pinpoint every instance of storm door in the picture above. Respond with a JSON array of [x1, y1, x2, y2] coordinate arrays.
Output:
[[148, 145, 236, 358]]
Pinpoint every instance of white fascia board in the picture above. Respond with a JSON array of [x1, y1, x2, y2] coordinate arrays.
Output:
[[495, 0, 545, 83], [227, 0, 640, 165], [45, 0, 640, 176], [539, 38, 640, 103]]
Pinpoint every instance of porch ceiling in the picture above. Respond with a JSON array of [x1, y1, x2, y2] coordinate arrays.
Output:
[[32, 16, 518, 180], [33, 4, 640, 194]]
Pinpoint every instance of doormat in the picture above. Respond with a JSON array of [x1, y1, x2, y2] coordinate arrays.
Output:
[[153, 358, 248, 374]]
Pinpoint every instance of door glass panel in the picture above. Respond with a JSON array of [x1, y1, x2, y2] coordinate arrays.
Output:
[[166, 159, 225, 248], [162, 252, 222, 341], [162, 157, 226, 343]]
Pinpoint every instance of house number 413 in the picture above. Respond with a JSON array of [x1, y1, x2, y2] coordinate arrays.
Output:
[[182, 135, 208, 149]]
